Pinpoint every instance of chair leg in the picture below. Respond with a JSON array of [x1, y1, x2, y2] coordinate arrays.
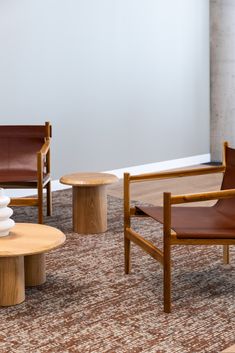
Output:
[[46, 181, 52, 216], [38, 183, 43, 224], [223, 245, 230, 265], [124, 235, 131, 274], [163, 242, 171, 313]]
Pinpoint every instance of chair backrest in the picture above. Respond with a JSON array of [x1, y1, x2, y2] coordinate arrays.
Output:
[[0, 122, 51, 172], [216, 145, 235, 214]]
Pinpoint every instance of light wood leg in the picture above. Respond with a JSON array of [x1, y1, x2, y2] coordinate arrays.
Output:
[[73, 185, 107, 234], [46, 181, 52, 216], [24, 253, 46, 286], [163, 246, 171, 313], [124, 235, 131, 274], [163, 192, 172, 313], [38, 183, 43, 224], [223, 245, 229, 265], [222, 245, 232, 269], [0, 256, 25, 306]]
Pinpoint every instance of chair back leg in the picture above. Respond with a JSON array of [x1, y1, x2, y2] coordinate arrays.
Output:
[[124, 173, 131, 274], [223, 245, 230, 265], [163, 192, 172, 313]]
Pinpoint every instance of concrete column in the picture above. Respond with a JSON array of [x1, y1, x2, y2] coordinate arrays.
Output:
[[211, 0, 235, 161]]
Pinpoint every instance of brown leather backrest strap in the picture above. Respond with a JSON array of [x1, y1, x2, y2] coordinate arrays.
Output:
[[216, 146, 235, 213], [0, 125, 49, 138], [0, 123, 51, 172], [221, 146, 235, 190]]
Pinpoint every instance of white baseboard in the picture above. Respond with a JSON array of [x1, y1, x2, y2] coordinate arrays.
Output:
[[105, 153, 211, 179], [4, 153, 210, 198]]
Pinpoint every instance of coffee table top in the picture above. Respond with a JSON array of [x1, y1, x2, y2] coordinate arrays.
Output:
[[60, 172, 119, 187], [0, 223, 66, 257]]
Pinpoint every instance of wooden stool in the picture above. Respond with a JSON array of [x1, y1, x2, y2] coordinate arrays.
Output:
[[60, 172, 118, 234]]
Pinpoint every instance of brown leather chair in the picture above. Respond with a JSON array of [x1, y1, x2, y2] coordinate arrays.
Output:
[[0, 122, 52, 224], [124, 142, 235, 313]]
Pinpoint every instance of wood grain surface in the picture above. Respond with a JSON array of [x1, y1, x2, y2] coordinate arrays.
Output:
[[24, 253, 46, 286], [60, 172, 118, 186], [0, 256, 25, 306], [73, 185, 107, 234], [0, 223, 66, 257]]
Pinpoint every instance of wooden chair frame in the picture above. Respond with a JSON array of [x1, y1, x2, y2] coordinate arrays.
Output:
[[124, 142, 235, 313], [0, 122, 52, 224]]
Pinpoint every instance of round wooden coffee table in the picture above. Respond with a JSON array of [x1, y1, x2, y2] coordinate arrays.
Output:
[[60, 172, 119, 234], [0, 223, 65, 306]]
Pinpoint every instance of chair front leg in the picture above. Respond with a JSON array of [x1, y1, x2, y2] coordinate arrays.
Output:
[[37, 152, 43, 224], [163, 240, 171, 313], [46, 181, 52, 216]]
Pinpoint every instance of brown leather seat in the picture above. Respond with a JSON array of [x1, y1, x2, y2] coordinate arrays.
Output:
[[0, 122, 52, 223], [136, 206, 235, 239], [137, 146, 235, 239], [0, 170, 49, 183], [124, 142, 235, 313]]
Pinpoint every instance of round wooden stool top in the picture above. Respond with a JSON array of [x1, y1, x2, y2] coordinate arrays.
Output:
[[0, 223, 66, 257], [60, 172, 118, 187], [60, 172, 118, 234]]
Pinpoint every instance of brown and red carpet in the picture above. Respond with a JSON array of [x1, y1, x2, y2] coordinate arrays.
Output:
[[0, 189, 234, 353]]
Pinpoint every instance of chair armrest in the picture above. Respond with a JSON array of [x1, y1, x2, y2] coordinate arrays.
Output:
[[170, 188, 235, 205], [129, 165, 225, 183], [38, 140, 50, 156], [37, 140, 51, 180]]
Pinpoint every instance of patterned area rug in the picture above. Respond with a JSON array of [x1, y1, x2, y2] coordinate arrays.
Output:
[[0, 189, 234, 353]]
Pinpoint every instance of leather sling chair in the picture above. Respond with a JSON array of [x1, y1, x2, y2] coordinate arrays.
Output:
[[0, 122, 52, 224], [124, 142, 235, 313]]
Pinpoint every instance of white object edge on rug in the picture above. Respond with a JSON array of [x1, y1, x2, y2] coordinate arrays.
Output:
[[5, 153, 210, 198], [221, 343, 235, 353], [0, 188, 15, 236]]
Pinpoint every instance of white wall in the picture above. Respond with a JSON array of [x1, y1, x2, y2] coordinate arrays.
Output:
[[0, 0, 210, 178]]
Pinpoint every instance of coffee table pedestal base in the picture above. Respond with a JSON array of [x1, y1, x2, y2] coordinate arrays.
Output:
[[0, 256, 25, 306], [73, 185, 107, 234], [0, 254, 47, 306], [25, 253, 46, 286], [0, 223, 65, 307]]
